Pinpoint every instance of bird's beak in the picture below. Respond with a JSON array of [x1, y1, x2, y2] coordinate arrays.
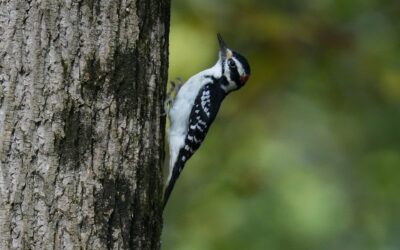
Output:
[[217, 33, 228, 59]]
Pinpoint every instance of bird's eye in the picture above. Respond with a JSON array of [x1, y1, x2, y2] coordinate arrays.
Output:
[[228, 59, 236, 68]]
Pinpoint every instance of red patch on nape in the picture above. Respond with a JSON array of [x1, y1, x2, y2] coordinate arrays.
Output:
[[240, 75, 249, 84]]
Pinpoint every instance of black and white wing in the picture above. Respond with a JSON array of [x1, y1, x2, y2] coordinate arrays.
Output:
[[163, 82, 226, 208]]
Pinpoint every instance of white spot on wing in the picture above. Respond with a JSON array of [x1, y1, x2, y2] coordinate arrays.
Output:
[[197, 125, 204, 132]]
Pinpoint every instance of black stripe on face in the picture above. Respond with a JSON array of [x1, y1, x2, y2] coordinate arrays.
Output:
[[229, 64, 241, 84], [226, 58, 241, 85]]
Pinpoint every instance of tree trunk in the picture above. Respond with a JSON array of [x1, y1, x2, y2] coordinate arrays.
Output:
[[0, 0, 169, 249]]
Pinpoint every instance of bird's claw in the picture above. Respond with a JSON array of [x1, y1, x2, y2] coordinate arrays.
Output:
[[163, 77, 184, 116]]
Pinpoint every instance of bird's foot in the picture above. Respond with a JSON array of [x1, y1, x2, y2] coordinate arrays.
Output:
[[163, 77, 184, 116]]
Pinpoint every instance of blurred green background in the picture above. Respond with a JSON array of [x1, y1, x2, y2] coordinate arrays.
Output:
[[163, 0, 400, 249]]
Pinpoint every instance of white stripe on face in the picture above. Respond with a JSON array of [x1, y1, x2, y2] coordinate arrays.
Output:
[[233, 57, 245, 76]]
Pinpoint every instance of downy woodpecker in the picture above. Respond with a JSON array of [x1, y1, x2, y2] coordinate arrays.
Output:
[[164, 34, 250, 209]]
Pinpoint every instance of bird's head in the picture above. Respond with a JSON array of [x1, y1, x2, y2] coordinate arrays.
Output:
[[217, 34, 250, 92]]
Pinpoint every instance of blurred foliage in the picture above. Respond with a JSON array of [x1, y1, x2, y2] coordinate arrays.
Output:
[[163, 0, 400, 249]]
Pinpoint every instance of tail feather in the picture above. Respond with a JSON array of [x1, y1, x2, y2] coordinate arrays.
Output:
[[163, 177, 177, 209], [163, 161, 184, 209]]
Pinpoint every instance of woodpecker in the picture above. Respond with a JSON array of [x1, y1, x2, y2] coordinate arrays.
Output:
[[163, 34, 250, 209]]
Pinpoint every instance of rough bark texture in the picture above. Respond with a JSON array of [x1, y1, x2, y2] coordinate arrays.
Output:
[[0, 0, 169, 249]]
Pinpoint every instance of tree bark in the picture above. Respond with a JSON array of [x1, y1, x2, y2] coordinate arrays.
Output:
[[0, 0, 169, 249]]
